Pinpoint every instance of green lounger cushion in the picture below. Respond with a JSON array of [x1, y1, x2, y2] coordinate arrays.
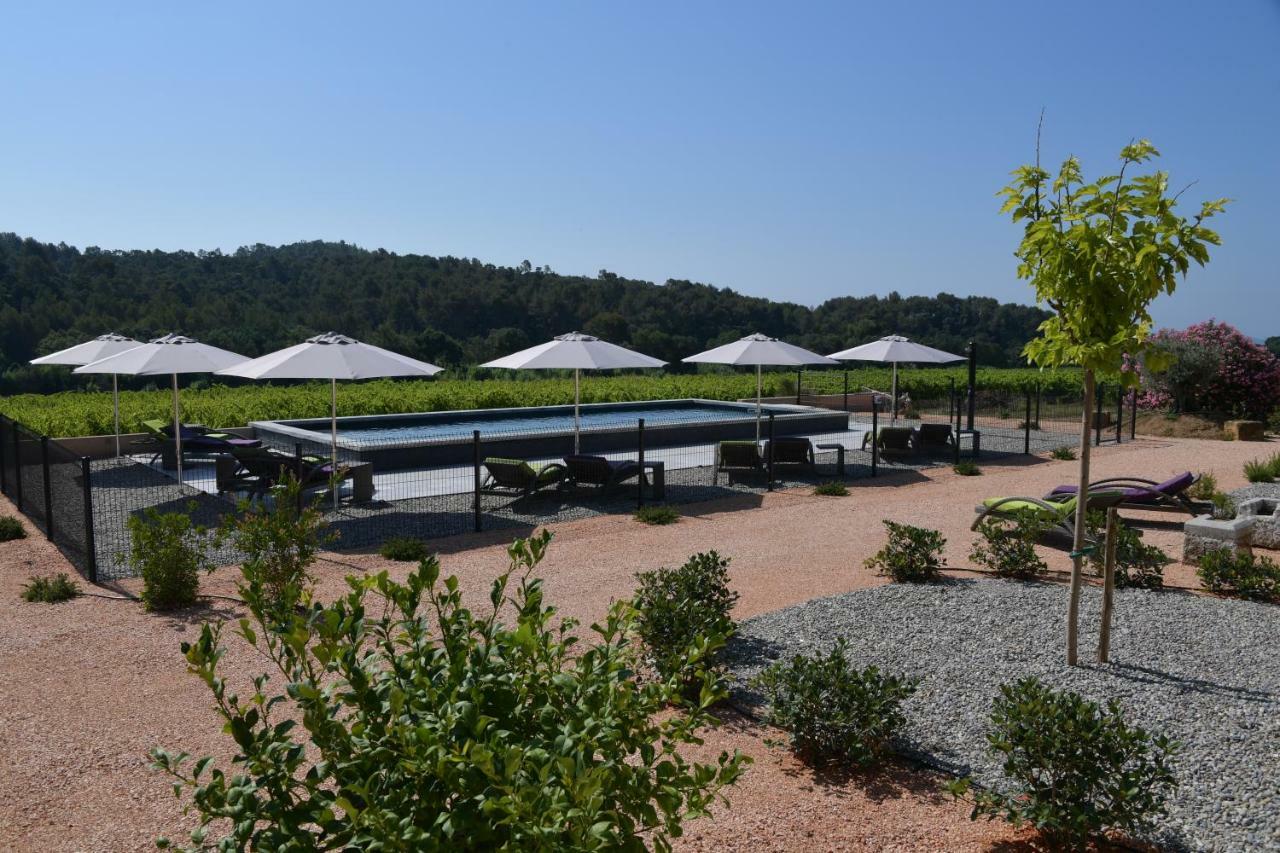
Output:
[[485, 457, 559, 481], [981, 496, 1076, 515]]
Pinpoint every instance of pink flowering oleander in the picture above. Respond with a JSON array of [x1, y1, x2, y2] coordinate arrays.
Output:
[[1138, 320, 1280, 419]]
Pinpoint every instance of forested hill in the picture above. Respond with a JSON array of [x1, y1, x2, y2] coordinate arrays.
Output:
[[0, 233, 1049, 393]]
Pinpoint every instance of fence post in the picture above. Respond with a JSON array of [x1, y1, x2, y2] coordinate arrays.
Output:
[[12, 424, 23, 512], [1094, 384, 1103, 447], [1114, 385, 1123, 444], [0, 417, 8, 494], [636, 418, 645, 509], [795, 369, 802, 404], [41, 436, 54, 541], [81, 456, 97, 584], [843, 370, 849, 412], [966, 340, 977, 431], [871, 404, 879, 478], [766, 414, 775, 491], [472, 430, 482, 533], [294, 443, 305, 513], [1024, 391, 1032, 455], [1130, 388, 1138, 440], [1035, 382, 1041, 429]]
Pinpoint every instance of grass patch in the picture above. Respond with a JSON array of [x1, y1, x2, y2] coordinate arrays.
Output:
[[1243, 452, 1280, 484], [379, 536, 432, 562], [634, 505, 680, 525], [1133, 412, 1228, 440], [813, 481, 849, 496], [953, 461, 981, 476], [0, 515, 26, 541], [21, 572, 81, 603], [1050, 446, 1076, 461]]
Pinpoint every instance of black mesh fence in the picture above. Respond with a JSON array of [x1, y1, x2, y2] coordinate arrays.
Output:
[[0, 385, 1144, 581]]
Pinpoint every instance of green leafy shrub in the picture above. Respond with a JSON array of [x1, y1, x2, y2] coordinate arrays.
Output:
[[1050, 446, 1076, 460], [753, 639, 918, 767], [378, 535, 431, 561], [1197, 549, 1280, 602], [127, 507, 214, 611], [1210, 491, 1237, 520], [219, 476, 327, 612], [953, 460, 981, 476], [1084, 512, 1169, 590], [1244, 458, 1275, 483], [0, 515, 26, 541], [152, 531, 747, 851], [634, 505, 681, 525], [969, 510, 1048, 579], [21, 572, 81, 603], [632, 551, 738, 689], [1187, 471, 1217, 501], [813, 481, 849, 496], [863, 520, 947, 583], [949, 677, 1178, 849]]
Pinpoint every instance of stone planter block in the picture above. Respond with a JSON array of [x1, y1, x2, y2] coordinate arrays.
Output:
[[1225, 420, 1265, 441], [1182, 514, 1254, 564]]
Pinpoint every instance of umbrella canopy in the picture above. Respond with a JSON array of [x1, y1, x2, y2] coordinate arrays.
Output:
[[75, 334, 248, 479], [217, 333, 443, 505], [827, 334, 965, 421], [683, 333, 838, 440], [481, 332, 666, 452], [31, 333, 141, 455]]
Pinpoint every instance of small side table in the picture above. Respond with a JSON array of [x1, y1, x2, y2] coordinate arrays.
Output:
[[816, 442, 847, 475], [642, 460, 665, 500], [345, 462, 375, 503], [956, 429, 982, 459]]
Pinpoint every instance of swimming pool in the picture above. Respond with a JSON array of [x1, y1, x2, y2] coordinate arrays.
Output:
[[252, 399, 849, 468]]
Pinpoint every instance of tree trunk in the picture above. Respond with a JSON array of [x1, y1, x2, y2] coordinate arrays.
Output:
[[1067, 369, 1095, 666], [1097, 507, 1119, 663]]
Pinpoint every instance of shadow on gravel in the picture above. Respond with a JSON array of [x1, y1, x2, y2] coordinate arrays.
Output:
[[1105, 662, 1277, 704], [157, 598, 242, 629]]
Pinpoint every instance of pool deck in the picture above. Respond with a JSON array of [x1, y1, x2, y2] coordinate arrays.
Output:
[[139, 424, 878, 501]]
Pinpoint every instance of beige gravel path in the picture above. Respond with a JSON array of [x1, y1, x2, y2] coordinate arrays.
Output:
[[0, 435, 1270, 851]]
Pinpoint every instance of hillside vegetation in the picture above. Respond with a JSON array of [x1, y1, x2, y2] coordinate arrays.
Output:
[[0, 234, 1052, 396]]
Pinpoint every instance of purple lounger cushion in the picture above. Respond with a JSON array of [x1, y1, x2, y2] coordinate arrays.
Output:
[[1048, 471, 1194, 503]]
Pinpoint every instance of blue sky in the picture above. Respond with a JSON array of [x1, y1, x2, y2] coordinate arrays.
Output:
[[2, 1, 1277, 337]]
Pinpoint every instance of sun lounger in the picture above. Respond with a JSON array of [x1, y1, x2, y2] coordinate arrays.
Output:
[[1046, 472, 1206, 516], [142, 419, 261, 469], [229, 445, 351, 497], [563, 454, 646, 493], [479, 457, 566, 498], [714, 440, 764, 484], [971, 489, 1126, 539], [763, 437, 815, 472], [861, 426, 917, 456], [916, 423, 954, 451]]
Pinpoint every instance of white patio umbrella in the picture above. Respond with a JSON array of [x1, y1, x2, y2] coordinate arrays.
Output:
[[683, 333, 838, 441], [481, 332, 666, 453], [31, 333, 141, 456], [217, 332, 444, 507], [74, 334, 248, 480], [827, 334, 965, 422]]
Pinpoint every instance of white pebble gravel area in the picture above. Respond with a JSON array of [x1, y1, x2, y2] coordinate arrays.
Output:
[[727, 580, 1280, 853]]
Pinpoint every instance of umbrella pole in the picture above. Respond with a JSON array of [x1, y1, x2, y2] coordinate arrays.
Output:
[[573, 368, 581, 454], [112, 374, 120, 457], [891, 362, 898, 424], [756, 363, 762, 443], [331, 377, 339, 511], [171, 373, 183, 482]]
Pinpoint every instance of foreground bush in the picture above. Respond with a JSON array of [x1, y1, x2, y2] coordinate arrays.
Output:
[[1243, 452, 1280, 484], [634, 505, 681, 525], [813, 481, 849, 496], [127, 507, 214, 611], [632, 551, 738, 689], [0, 515, 26, 541], [1197, 549, 1280, 603], [863, 520, 946, 583], [969, 511, 1049, 579], [950, 677, 1178, 849], [153, 531, 747, 851], [219, 476, 327, 612], [21, 572, 81, 603], [753, 639, 918, 767], [1050, 446, 1076, 460], [953, 460, 981, 476], [1084, 512, 1169, 590], [378, 535, 431, 561], [1187, 471, 1217, 501], [1139, 320, 1280, 420]]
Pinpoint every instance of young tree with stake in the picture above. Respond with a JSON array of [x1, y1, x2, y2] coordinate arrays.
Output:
[[1001, 136, 1227, 665]]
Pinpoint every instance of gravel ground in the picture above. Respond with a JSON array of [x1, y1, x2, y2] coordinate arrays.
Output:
[[0, 434, 1274, 851], [727, 580, 1280, 852]]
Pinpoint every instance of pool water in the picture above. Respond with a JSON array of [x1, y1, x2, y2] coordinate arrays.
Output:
[[333, 401, 775, 444]]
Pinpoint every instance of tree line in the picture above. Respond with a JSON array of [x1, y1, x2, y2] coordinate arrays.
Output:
[[0, 233, 1053, 393]]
